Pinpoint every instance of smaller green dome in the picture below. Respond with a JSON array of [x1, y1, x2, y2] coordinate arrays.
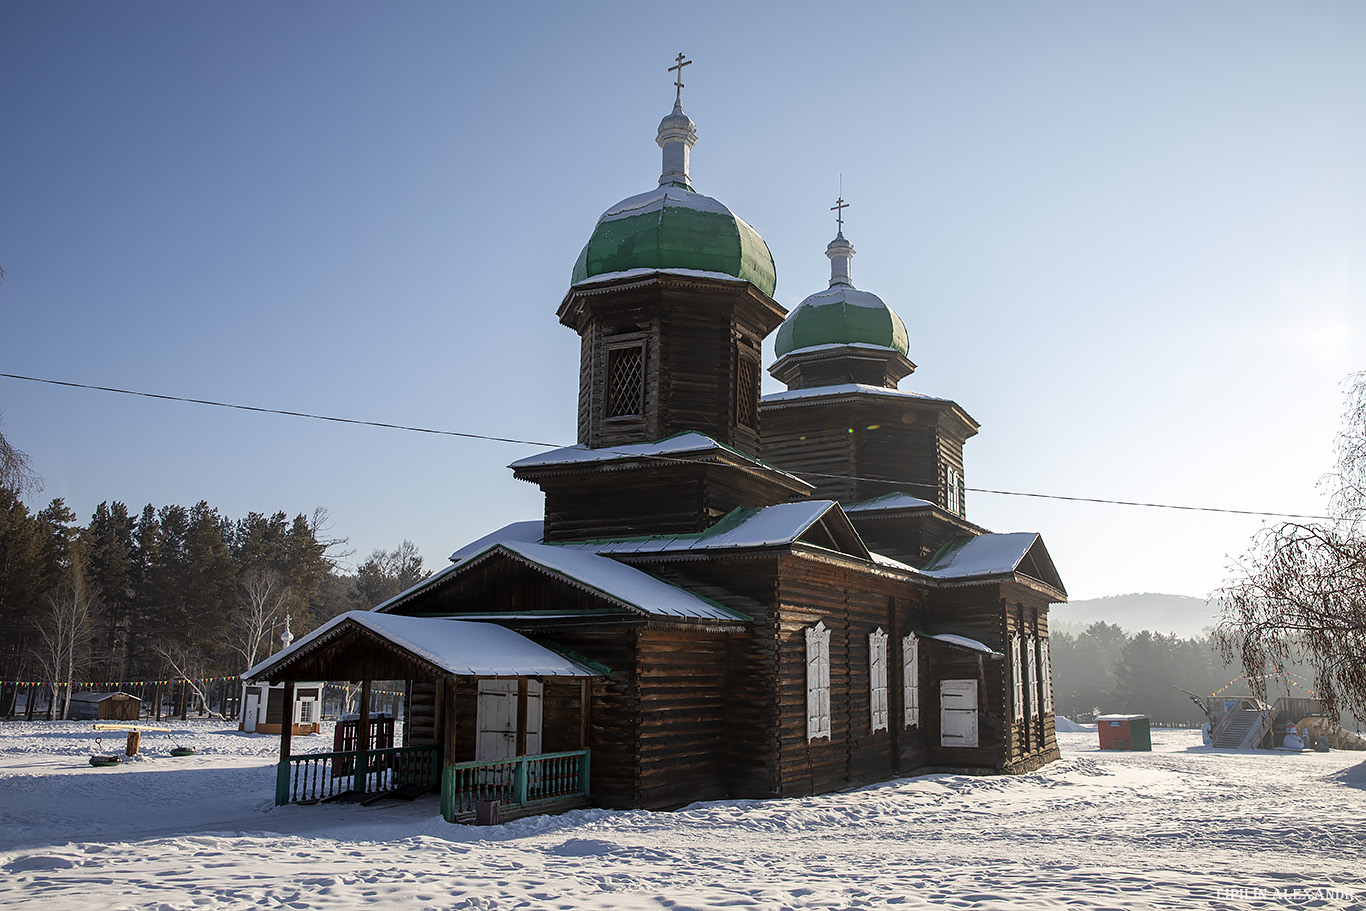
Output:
[[571, 186, 777, 299], [774, 285, 910, 358]]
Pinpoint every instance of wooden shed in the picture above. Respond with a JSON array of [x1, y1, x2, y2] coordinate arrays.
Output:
[[68, 692, 140, 721]]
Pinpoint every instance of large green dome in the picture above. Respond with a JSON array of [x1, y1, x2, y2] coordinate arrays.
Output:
[[570, 185, 777, 298], [774, 284, 910, 358]]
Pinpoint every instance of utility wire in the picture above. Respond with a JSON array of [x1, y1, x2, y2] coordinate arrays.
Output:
[[0, 371, 1334, 521]]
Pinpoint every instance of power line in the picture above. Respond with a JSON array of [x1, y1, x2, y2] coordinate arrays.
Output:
[[1, 371, 1334, 521]]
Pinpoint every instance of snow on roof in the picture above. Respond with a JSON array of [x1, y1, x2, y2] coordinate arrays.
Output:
[[465, 540, 750, 622], [772, 341, 903, 358], [597, 185, 734, 222], [570, 267, 749, 290], [921, 533, 1041, 580], [69, 692, 137, 702], [509, 431, 723, 469], [761, 383, 953, 405], [925, 633, 1001, 656], [508, 432, 806, 486], [448, 520, 544, 564], [870, 551, 923, 574], [244, 611, 601, 681], [580, 501, 842, 555], [844, 492, 936, 513], [1096, 714, 1149, 722]]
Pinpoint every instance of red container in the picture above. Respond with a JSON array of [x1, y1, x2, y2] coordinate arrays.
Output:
[[1097, 714, 1152, 751]]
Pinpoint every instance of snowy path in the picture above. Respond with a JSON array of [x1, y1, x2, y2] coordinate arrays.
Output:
[[0, 723, 1362, 910]]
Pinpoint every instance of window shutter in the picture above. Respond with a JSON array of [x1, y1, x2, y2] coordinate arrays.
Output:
[[806, 622, 831, 740], [902, 633, 919, 728], [869, 629, 888, 733], [1011, 633, 1024, 722], [1041, 637, 1053, 714], [1027, 636, 1039, 719]]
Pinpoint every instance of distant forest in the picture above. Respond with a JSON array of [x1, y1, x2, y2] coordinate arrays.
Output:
[[0, 490, 429, 718], [0, 488, 1334, 728], [1049, 622, 1330, 727]]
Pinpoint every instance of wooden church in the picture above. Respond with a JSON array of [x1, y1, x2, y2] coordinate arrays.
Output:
[[247, 63, 1066, 819]]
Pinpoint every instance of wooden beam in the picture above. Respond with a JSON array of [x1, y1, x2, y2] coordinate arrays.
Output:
[[579, 679, 590, 750], [355, 679, 371, 794], [515, 678, 529, 757], [443, 676, 459, 764], [275, 680, 295, 805]]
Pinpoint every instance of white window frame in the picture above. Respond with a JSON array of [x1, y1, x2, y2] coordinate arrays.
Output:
[[946, 467, 966, 517], [806, 622, 831, 741], [902, 633, 920, 728], [869, 628, 889, 733], [1011, 633, 1024, 722], [1040, 636, 1053, 714], [1027, 635, 1039, 720]]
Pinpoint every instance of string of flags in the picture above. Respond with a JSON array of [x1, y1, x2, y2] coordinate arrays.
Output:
[[0, 678, 409, 698], [0, 675, 244, 689], [1209, 670, 1318, 698]]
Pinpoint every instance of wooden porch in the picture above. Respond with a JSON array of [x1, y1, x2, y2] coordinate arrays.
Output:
[[244, 611, 604, 823]]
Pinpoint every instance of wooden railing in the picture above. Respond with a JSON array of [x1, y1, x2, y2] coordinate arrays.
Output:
[[275, 744, 441, 805], [441, 750, 590, 821]]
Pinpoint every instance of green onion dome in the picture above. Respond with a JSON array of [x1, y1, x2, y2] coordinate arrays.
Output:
[[569, 99, 777, 299], [570, 186, 777, 298], [773, 235, 909, 358]]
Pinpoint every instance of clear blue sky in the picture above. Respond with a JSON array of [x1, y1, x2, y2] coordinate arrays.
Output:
[[3, 2, 1363, 601]]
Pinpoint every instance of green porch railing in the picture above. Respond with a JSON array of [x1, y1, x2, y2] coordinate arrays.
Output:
[[441, 750, 590, 821], [275, 744, 441, 806]]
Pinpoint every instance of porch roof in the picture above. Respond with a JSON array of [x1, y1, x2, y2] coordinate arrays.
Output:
[[243, 611, 603, 683]]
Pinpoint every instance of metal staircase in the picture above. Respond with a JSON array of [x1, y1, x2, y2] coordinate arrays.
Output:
[[1213, 702, 1273, 749]]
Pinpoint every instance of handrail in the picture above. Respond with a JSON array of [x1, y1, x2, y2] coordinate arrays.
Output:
[[441, 750, 590, 821], [276, 744, 441, 805]]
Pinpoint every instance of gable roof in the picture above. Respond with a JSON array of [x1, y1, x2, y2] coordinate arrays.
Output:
[[922, 532, 1066, 596], [244, 610, 603, 682], [458, 540, 751, 621]]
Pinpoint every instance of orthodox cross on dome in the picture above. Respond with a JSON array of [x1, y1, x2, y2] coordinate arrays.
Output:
[[831, 196, 849, 237], [669, 53, 692, 106]]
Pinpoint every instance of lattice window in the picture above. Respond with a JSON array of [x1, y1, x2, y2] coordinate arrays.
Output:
[[736, 356, 759, 428], [606, 345, 644, 418]]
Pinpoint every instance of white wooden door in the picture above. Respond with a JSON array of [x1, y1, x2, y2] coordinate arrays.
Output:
[[243, 692, 260, 733], [476, 680, 518, 760], [940, 679, 979, 748]]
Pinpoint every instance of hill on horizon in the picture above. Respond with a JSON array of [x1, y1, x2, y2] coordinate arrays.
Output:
[[1052, 592, 1217, 639]]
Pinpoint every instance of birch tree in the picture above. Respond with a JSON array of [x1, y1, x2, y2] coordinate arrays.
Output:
[[33, 567, 96, 720], [1215, 372, 1366, 721], [227, 567, 291, 670]]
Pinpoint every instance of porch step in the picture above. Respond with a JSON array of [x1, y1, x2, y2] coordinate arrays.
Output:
[[447, 795, 592, 826]]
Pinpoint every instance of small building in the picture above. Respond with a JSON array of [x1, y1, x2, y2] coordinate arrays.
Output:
[[1097, 714, 1152, 751], [240, 681, 323, 735], [68, 691, 140, 721]]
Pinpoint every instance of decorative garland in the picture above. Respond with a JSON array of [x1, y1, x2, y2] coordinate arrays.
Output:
[[1210, 670, 1318, 698]]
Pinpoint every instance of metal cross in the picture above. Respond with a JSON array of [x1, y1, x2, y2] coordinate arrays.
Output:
[[669, 53, 692, 105], [831, 196, 849, 234]]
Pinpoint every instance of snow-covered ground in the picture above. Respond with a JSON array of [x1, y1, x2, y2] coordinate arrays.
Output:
[[1, 721, 1363, 910]]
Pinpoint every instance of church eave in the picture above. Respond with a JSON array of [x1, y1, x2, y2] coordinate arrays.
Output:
[[558, 269, 786, 332]]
